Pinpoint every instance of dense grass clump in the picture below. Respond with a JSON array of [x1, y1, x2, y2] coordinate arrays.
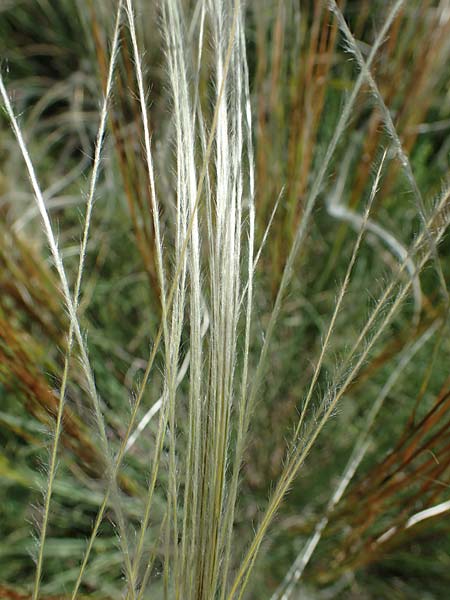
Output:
[[1, 1, 450, 598]]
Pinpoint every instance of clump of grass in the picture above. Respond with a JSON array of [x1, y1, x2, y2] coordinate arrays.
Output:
[[1, 0, 450, 598]]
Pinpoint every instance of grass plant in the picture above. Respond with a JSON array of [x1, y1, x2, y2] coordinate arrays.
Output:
[[1, 0, 450, 598]]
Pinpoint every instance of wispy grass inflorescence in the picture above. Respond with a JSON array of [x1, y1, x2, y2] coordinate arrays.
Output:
[[1, 3, 135, 593], [1, 0, 449, 598]]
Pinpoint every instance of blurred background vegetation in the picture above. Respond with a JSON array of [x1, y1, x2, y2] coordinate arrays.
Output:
[[1, 0, 450, 598]]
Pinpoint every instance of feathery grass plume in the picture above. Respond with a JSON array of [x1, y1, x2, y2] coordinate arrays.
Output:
[[29, 2, 123, 597], [159, 1, 202, 596], [230, 197, 450, 598], [226, 7, 450, 597], [226, 147, 388, 599], [290, 150, 389, 442], [0, 2, 135, 594], [328, 0, 448, 309], [257, 175, 450, 598], [243, 0, 406, 451], [145, 1, 255, 597], [272, 320, 440, 600], [68, 0, 243, 596]]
